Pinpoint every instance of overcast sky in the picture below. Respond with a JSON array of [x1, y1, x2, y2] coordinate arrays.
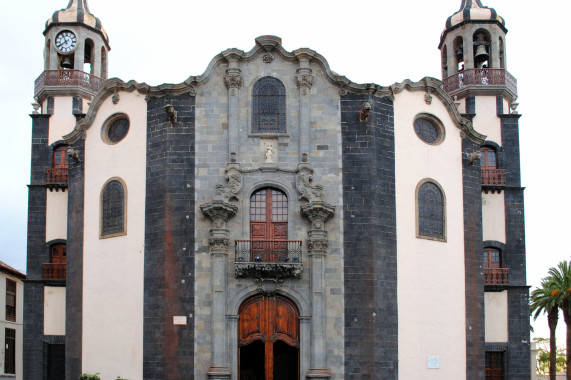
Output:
[[1, 0, 569, 345]]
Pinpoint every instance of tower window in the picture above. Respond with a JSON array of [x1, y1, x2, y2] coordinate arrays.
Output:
[[5, 279, 16, 321], [417, 181, 446, 241], [101, 179, 126, 238], [252, 77, 286, 134]]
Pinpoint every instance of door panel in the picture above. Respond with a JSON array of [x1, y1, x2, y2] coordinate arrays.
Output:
[[239, 295, 299, 380], [250, 188, 288, 263]]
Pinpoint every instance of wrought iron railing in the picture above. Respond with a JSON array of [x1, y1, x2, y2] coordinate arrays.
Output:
[[482, 168, 506, 187], [484, 268, 509, 285], [43, 263, 66, 280], [442, 68, 517, 95], [46, 168, 68, 186], [235, 240, 302, 263], [35, 70, 104, 97]]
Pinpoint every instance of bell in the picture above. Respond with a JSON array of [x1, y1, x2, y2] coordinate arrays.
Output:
[[455, 47, 464, 61], [62, 56, 73, 69], [474, 45, 489, 64]]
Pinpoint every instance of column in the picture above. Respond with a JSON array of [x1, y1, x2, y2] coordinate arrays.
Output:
[[224, 55, 243, 162], [295, 54, 314, 160]]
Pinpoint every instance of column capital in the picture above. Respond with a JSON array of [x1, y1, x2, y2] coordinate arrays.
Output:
[[296, 68, 314, 95], [224, 68, 243, 93]]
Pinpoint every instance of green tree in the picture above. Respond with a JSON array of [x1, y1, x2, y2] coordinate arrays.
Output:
[[548, 261, 571, 380], [531, 279, 560, 380], [534, 337, 567, 375]]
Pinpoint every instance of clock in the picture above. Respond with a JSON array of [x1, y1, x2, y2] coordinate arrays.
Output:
[[55, 31, 77, 53]]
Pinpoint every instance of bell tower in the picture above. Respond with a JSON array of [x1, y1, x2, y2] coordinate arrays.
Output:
[[36, 0, 110, 108], [439, 0, 516, 103], [24, 2, 110, 380]]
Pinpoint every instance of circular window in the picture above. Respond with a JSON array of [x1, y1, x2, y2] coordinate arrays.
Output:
[[102, 114, 129, 144], [413, 115, 444, 145]]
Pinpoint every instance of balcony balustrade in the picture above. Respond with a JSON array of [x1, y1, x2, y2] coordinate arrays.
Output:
[[234, 240, 303, 279], [46, 168, 68, 190], [442, 68, 517, 96], [484, 268, 509, 285], [43, 263, 66, 281], [482, 168, 506, 190], [35, 70, 104, 98]]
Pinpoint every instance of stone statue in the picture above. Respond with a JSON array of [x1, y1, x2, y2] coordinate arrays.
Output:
[[265, 144, 274, 163]]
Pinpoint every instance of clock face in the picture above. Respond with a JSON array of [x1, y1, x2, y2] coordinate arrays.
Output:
[[55, 31, 77, 53]]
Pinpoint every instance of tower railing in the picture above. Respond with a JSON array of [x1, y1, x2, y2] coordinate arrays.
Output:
[[443, 68, 517, 95], [35, 70, 104, 98]]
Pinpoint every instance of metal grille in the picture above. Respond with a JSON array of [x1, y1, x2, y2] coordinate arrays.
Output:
[[101, 180, 125, 236], [252, 77, 286, 133], [107, 117, 129, 143], [414, 118, 440, 143], [418, 182, 444, 238]]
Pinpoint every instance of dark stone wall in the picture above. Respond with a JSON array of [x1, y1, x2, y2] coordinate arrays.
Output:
[[144, 94, 195, 379], [66, 138, 85, 380], [341, 94, 398, 379], [462, 138, 485, 379], [23, 114, 50, 380], [501, 114, 530, 379]]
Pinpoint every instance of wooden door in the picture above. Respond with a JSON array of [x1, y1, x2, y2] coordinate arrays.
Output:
[[51, 244, 67, 264], [53, 146, 68, 168], [239, 295, 299, 380], [485, 351, 504, 380], [483, 248, 501, 269], [250, 188, 288, 262]]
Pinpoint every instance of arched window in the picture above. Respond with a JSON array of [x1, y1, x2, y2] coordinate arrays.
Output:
[[481, 146, 497, 170], [101, 179, 126, 237], [252, 77, 286, 134], [483, 247, 501, 268], [417, 181, 445, 240]]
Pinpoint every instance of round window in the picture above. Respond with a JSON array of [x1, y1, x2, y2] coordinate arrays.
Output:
[[413, 115, 444, 145], [102, 114, 129, 144]]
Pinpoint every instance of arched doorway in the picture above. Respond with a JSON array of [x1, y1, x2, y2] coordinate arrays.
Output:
[[238, 294, 299, 380]]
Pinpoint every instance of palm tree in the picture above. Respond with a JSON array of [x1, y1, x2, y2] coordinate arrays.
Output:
[[548, 261, 571, 380], [531, 279, 561, 380]]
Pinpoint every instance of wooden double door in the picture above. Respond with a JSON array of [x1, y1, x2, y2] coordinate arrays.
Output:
[[239, 295, 299, 380], [250, 188, 288, 262]]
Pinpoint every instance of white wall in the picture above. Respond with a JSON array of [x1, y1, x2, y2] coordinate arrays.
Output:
[[482, 192, 506, 243], [82, 91, 146, 380], [485, 291, 508, 342], [44, 286, 66, 335], [45, 96, 78, 145], [395, 90, 467, 379], [46, 190, 68, 241], [472, 96, 502, 145]]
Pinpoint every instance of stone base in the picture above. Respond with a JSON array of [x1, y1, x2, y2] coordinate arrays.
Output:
[[306, 368, 331, 379], [207, 365, 231, 379]]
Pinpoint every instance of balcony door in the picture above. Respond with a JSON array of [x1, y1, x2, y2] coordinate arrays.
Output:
[[239, 295, 299, 380], [250, 188, 287, 262], [483, 248, 501, 269]]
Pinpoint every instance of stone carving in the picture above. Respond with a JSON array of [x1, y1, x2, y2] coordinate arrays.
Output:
[[339, 87, 348, 96], [224, 68, 243, 93], [453, 95, 461, 109], [201, 201, 238, 230], [164, 104, 177, 123], [112, 92, 120, 105], [188, 86, 197, 97], [296, 161, 325, 203], [295, 68, 314, 96], [262, 52, 275, 63], [214, 162, 243, 202], [307, 238, 328, 254], [235, 262, 303, 279], [360, 102, 371, 122], [255, 278, 283, 295], [208, 237, 230, 252], [510, 98, 519, 114], [265, 144, 275, 163], [425, 89, 433, 105], [301, 202, 335, 230], [467, 151, 481, 165]]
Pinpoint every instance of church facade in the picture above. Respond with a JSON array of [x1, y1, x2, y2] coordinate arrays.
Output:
[[23, 1, 529, 379]]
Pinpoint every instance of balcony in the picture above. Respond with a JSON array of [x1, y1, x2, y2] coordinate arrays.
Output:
[[482, 168, 505, 193], [35, 70, 104, 99], [484, 268, 509, 285], [46, 168, 68, 191], [43, 263, 66, 281], [234, 240, 303, 279], [442, 68, 517, 98]]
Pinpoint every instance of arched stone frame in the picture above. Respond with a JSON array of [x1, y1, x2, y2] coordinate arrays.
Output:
[[84, 38, 95, 74], [473, 28, 492, 68], [415, 178, 447, 242], [441, 44, 448, 79], [453, 35, 464, 72], [247, 73, 290, 137], [227, 283, 311, 379], [412, 113, 446, 146], [99, 177, 127, 239], [481, 140, 503, 169], [101, 113, 130, 145], [240, 180, 297, 241]]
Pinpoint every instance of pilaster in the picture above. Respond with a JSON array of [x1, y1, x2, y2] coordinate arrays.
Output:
[[224, 55, 243, 162], [295, 53, 314, 160]]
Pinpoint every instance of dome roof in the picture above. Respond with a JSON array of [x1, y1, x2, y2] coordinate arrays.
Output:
[[45, 0, 108, 44], [445, 0, 505, 30]]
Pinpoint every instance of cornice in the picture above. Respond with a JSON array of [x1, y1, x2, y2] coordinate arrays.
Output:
[[65, 36, 484, 145]]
